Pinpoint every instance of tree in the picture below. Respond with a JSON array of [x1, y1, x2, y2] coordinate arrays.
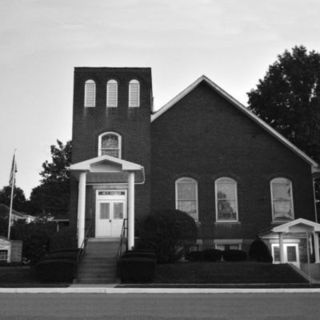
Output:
[[248, 46, 320, 163], [29, 140, 72, 217], [0, 186, 27, 212], [247, 46, 320, 219]]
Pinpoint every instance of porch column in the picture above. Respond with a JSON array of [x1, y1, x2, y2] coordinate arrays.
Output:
[[128, 172, 135, 250], [314, 232, 320, 263], [77, 171, 87, 248], [279, 233, 285, 263]]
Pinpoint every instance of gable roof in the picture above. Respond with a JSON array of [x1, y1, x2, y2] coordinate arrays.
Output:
[[70, 155, 143, 172], [272, 218, 320, 233], [151, 75, 318, 168]]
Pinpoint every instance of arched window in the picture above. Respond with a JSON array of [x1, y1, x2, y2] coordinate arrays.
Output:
[[128, 79, 140, 107], [215, 177, 238, 222], [175, 177, 198, 221], [84, 80, 96, 107], [270, 177, 294, 221], [98, 132, 121, 158], [106, 80, 118, 107]]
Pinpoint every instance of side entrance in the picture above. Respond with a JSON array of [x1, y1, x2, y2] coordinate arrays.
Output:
[[95, 190, 127, 238]]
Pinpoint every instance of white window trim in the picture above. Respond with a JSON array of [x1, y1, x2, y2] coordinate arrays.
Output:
[[128, 79, 140, 107], [215, 177, 239, 223], [270, 177, 295, 222], [106, 79, 118, 108], [84, 79, 96, 107], [175, 177, 199, 222], [98, 132, 122, 158]]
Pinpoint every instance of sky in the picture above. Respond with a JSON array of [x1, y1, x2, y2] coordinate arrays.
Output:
[[1, 0, 320, 198]]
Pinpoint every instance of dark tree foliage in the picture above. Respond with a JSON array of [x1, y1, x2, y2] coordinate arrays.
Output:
[[248, 46, 320, 218], [249, 237, 273, 263], [248, 46, 320, 162], [29, 140, 72, 217], [0, 186, 28, 212], [138, 209, 197, 263]]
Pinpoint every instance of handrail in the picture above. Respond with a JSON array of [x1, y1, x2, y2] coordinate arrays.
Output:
[[76, 219, 93, 268], [117, 218, 128, 259]]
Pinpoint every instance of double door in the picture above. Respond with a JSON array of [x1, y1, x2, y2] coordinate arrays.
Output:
[[271, 243, 300, 268], [95, 190, 126, 238]]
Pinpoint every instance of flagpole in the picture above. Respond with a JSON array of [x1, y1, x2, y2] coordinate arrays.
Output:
[[7, 151, 16, 240]]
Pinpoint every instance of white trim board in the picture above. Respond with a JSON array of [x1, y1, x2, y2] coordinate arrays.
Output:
[[151, 75, 318, 168]]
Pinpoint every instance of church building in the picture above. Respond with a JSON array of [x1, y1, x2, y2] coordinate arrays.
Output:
[[69, 67, 320, 269]]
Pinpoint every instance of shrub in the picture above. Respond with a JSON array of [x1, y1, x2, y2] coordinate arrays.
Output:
[[119, 257, 156, 283], [11, 221, 57, 264], [203, 249, 223, 262], [34, 259, 76, 282], [185, 251, 205, 261], [249, 237, 273, 263], [44, 249, 79, 261], [48, 227, 77, 251], [121, 250, 156, 260], [222, 249, 247, 262], [138, 209, 197, 263]]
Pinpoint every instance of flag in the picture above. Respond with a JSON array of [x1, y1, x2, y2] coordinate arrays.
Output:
[[9, 154, 17, 187]]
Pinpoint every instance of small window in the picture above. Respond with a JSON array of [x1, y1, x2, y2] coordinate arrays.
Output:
[[106, 80, 118, 107], [98, 132, 121, 158], [0, 250, 8, 261], [215, 177, 238, 222], [215, 244, 241, 251], [128, 79, 140, 107], [175, 177, 198, 221], [270, 178, 294, 221], [84, 80, 96, 107]]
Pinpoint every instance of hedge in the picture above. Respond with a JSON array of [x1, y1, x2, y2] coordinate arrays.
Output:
[[34, 259, 76, 282], [222, 249, 247, 262], [119, 257, 156, 283]]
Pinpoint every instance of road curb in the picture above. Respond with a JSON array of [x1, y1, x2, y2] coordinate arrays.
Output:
[[1, 287, 320, 294]]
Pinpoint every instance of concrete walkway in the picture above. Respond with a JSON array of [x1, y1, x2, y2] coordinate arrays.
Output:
[[1, 285, 320, 293]]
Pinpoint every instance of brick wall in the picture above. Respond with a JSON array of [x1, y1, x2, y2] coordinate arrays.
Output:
[[151, 81, 315, 240], [70, 68, 152, 234]]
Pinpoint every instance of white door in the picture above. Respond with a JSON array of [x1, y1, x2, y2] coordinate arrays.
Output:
[[271, 243, 300, 268], [95, 190, 126, 238]]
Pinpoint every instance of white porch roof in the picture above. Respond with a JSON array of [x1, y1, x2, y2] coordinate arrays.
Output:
[[272, 218, 320, 233], [70, 155, 143, 172], [70, 155, 144, 183]]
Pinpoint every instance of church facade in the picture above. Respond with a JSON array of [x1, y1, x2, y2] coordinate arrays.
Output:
[[70, 67, 320, 268]]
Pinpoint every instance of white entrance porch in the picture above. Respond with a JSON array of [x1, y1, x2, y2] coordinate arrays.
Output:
[[70, 155, 144, 250], [262, 218, 320, 269]]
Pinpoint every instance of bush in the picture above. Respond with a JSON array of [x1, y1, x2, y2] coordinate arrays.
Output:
[[11, 221, 57, 264], [249, 237, 273, 263], [138, 209, 197, 263], [222, 250, 247, 262], [185, 249, 223, 262], [203, 249, 223, 262], [34, 259, 76, 282], [44, 249, 79, 261], [185, 251, 205, 261], [121, 250, 156, 260], [119, 257, 156, 283], [48, 227, 77, 251]]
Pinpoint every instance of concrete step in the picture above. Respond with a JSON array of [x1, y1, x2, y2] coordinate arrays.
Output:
[[76, 237, 120, 284]]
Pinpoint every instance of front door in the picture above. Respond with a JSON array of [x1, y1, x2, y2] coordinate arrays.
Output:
[[95, 190, 126, 238], [271, 243, 300, 268]]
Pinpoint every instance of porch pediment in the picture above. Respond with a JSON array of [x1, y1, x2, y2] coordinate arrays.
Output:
[[70, 155, 143, 173], [272, 218, 320, 233]]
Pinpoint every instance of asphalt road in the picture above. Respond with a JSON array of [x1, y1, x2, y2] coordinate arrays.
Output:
[[1, 292, 320, 319]]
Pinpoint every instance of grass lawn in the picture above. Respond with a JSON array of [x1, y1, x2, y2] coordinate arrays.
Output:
[[154, 261, 308, 284]]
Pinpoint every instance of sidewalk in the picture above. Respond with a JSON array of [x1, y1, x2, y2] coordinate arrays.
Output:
[[2, 283, 320, 293]]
